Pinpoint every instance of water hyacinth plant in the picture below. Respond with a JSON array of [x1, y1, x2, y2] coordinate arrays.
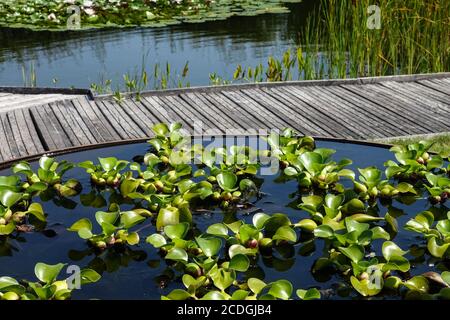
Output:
[[0, 123, 449, 300]]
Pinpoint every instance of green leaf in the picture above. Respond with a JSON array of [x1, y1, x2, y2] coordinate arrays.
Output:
[[0, 276, 20, 291], [68, 218, 92, 232], [295, 219, 317, 232], [272, 226, 297, 243], [80, 269, 101, 285], [206, 223, 229, 237], [403, 276, 429, 293], [427, 237, 450, 258], [216, 172, 238, 191], [120, 211, 146, 229], [229, 254, 250, 272], [120, 179, 141, 197], [339, 245, 365, 263], [95, 211, 119, 226], [196, 236, 222, 257], [268, 280, 293, 300], [67, 218, 93, 239], [126, 232, 140, 245], [252, 213, 270, 229], [165, 289, 191, 300], [34, 263, 65, 284], [27, 203, 46, 222], [200, 291, 227, 300], [263, 213, 291, 237], [296, 288, 321, 300], [0, 190, 23, 208], [152, 123, 169, 136], [39, 156, 55, 171], [239, 179, 257, 191], [146, 233, 167, 248], [350, 276, 383, 297], [382, 241, 407, 261], [325, 194, 344, 209], [0, 222, 16, 235], [313, 225, 335, 239], [165, 247, 188, 263], [164, 222, 189, 240], [441, 271, 450, 286], [98, 157, 118, 171], [211, 268, 235, 291], [248, 278, 266, 295]]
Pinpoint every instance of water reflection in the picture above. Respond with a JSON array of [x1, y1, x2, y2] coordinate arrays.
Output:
[[0, 2, 317, 88]]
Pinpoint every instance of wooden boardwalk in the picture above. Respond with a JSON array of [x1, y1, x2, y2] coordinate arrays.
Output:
[[0, 73, 449, 164]]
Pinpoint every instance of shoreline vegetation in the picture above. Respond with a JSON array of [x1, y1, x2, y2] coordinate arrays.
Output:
[[0, 0, 301, 31]]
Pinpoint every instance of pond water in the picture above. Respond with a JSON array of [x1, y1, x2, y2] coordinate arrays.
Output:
[[0, 1, 317, 89], [0, 139, 441, 300]]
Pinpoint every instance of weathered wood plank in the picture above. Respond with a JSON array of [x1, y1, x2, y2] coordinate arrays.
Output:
[[0, 114, 13, 161], [39, 105, 73, 149], [96, 100, 141, 139], [417, 79, 450, 96], [15, 108, 45, 155], [7, 111, 28, 157], [73, 97, 120, 142], [332, 85, 419, 136], [294, 86, 389, 138], [116, 99, 153, 137], [1, 113, 21, 159], [59, 100, 98, 145], [272, 87, 364, 138], [241, 88, 326, 136], [346, 84, 440, 133]]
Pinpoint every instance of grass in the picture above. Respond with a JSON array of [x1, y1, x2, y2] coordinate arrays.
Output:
[[373, 133, 450, 157]]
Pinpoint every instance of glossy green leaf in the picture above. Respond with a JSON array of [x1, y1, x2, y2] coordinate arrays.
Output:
[[296, 288, 321, 300], [34, 263, 65, 284], [120, 211, 146, 229], [146, 233, 167, 248], [229, 254, 250, 272], [382, 241, 408, 261], [196, 236, 222, 257], [268, 279, 293, 300], [165, 247, 188, 263], [216, 172, 238, 191], [164, 222, 189, 240]]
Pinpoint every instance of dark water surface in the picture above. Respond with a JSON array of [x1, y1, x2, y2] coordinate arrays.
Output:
[[0, 140, 438, 300], [0, 2, 317, 89]]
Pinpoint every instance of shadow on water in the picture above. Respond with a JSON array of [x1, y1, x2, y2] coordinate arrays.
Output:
[[0, 1, 318, 88]]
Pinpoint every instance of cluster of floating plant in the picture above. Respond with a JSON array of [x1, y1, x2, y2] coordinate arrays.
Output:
[[1, 123, 450, 300], [0, 0, 300, 31]]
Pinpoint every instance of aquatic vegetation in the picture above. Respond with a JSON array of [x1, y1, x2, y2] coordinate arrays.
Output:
[[1, 123, 450, 300], [0, 262, 100, 300], [0, 0, 301, 31]]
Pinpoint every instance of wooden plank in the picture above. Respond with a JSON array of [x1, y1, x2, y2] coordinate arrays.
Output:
[[95, 100, 140, 139], [49, 102, 82, 146], [221, 90, 287, 129], [29, 106, 58, 150], [398, 81, 450, 106], [266, 87, 350, 138], [200, 92, 266, 131], [240, 88, 322, 136], [255, 87, 358, 138], [0, 113, 21, 159], [330, 85, 419, 136], [122, 98, 161, 135], [40, 105, 74, 149], [295, 86, 388, 138], [59, 100, 98, 145], [417, 79, 450, 96], [140, 96, 193, 131], [157, 95, 206, 131], [0, 115, 13, 161], [7, 111, 28, 157], [16, 108, 45, 155], [73, 97, 120, 142], [177, 93, 230, 133], [378, 82, 450, 116], [342, 84, 444, 133], [115, 99, 153, 137]]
